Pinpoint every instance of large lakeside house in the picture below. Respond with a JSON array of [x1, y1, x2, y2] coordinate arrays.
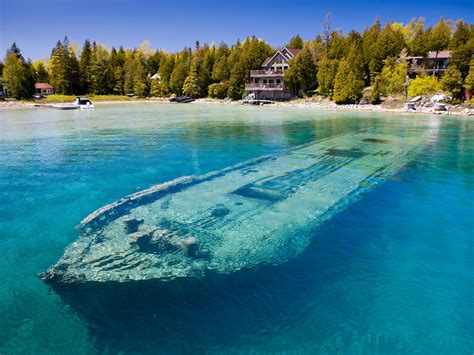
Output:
[[245, 47, 301, 100]]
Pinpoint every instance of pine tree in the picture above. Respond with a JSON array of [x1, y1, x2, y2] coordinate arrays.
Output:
[[49, 40, 70, 94], [287, 35, 304, 49], [183, 47, 203, 97], [449, 21, 474, 78], [362, 18, 381, 80], [212, 42, 230, 82], [35, 61, 49, 82], [79, 39, 93, 93], [284, 48, 316, 96], [133, 52, 147, 96], [464, 57, 474, 92], [90, 43, 111, 94], [441, 65, 463, 96], [333, 59, 364, 104], [316, 57, 338, 96], [3, 50, 26, 98], [2, 43, 34, 99], [68, 47, 80, 94], [170, 49, 191, 95]]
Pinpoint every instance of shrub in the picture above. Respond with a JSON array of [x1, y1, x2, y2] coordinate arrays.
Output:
[[378, 58, 408, 96], [408, 75, 441, 97], [208, 82, 229, 99]]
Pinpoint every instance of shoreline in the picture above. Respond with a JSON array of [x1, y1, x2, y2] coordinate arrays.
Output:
[[1, 97, 473, 117]]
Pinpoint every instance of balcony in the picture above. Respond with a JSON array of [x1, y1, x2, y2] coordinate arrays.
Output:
[[250, 69, 285, 77], [245, 83, 284, 91]]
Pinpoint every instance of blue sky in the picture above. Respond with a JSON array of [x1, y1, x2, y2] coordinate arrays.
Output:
[[1, 0, 473, 60]]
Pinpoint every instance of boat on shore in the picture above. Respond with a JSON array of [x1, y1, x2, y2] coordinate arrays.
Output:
[[169, 96, 195, 103], [40, 129, 429, 284]]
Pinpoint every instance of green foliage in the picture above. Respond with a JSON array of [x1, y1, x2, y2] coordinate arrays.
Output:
[[2, 43, 34, 99], [227, 37, 272, 100], [287, 35, 304, 49], [208, 82, 229, 99], [284, 48, 316, 95], [3, 51, 25, 98], [333, 59, 364, 104], [449, 21, 474, 78], [378, 58, 408, 96], [79, 40, 93, 93], [441, 65, 463, 96], [90, 43, 112, 94], [35, 61, 49, 82], [370, 23, 406, 74], [407, 75, 441, 96], [5, 16, 473, 103], [430, 18, 452, 53], [371, 76, 382, 103], [464, 57, 474, 91], [170, 49, 191, 95], [317, 57, 338, 96]]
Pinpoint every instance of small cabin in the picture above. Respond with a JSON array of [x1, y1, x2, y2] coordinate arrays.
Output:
[[35, 83, 54, 95]]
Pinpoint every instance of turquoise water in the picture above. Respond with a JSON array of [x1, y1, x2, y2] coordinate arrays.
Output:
[[0, 104, 472, 354]]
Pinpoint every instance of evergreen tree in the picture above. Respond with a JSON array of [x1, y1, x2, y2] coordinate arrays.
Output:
[[183, 46, 203, 97], [287, 35, 304, 49], [227, 37, 272, 99], [371, 76, 382, 103], [430, 18, 452, 53], [212, 42, 230, 82], [362, 18, 381, 80], [2, 43, 34, 99], [157, 54, 175, 96], [133, 52, 147, 96], [3, 50, 26, 98], [90, 43, 111, 94], [371, 23, 406, 74], [79, 39, 93, 93], [170, 48, 191, 95], [284, 47, 316, 95], [450, 21, 474, 78], [68, 47, 80, 94], [333, 58, 364, 104], [35, 61, 49, 82], [440, 65, 463, 97], [378, 57, 408, 96], [49, 40, 70, 94], [429, 18, 452, 76], [316, 57, 338, 96], [464, 57, 474, 93]]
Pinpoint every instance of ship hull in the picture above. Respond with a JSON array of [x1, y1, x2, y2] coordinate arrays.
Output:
[[41, 129, 428, 284]]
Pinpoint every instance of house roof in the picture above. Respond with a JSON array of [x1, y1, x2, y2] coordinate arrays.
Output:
[[261, 47, 302, 67], [35, 83, 53, 89], [426, 50, 451, 59], [286, 48, 302, 57]]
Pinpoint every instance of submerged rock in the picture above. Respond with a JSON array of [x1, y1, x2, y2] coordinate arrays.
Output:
[[40, 129, 430, 284]]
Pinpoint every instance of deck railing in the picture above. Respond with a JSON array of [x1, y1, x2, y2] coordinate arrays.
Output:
[[245, 83, 284, 91], [250, 69, 285, 77]]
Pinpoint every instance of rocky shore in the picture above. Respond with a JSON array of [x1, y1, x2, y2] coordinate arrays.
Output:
[[2, 96, 473, 116]]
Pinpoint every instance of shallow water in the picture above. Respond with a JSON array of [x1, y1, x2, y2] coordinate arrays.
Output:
[[0, 104, 472, 354]]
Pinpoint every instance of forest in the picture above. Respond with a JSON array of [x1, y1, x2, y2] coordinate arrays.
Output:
[[1, 16, 474, 104]]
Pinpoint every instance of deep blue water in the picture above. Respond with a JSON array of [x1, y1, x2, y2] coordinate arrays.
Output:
[[0, 104, 472, 354]]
